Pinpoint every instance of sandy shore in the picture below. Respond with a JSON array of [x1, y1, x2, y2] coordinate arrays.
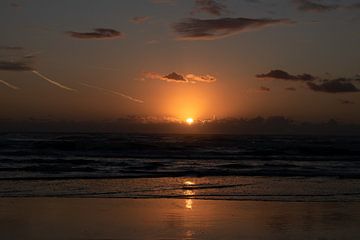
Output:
[[0, 198, 359, 239]]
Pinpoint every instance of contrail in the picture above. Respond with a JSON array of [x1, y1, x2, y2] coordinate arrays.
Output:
[[31, 70, 76, 92], [81, 82, 144, 104], [0, 79, 19, 90]]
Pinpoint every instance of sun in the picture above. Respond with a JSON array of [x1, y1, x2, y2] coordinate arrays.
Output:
[[186, 117, 194, 125]]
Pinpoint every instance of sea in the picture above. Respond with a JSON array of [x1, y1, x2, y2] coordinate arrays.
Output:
[[0, 133, 359, 201]]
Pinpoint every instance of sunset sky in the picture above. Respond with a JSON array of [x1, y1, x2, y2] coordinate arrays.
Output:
[[1, 0, 360, 123]]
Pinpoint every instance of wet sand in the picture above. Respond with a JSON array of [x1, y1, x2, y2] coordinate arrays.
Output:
[[0, 198, 359, 239]]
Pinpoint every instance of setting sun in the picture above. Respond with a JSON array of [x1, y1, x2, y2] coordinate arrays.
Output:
[[186, 118, 194, 125]]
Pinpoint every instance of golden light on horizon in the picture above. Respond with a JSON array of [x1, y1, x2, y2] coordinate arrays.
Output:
[[186, 118, 194, 125]]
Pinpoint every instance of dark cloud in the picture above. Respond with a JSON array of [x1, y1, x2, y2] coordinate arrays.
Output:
[[294, 0, 339, 12], [339, 99, 355, 105], [66, 28, 123, 40], [192, 0, 227, 16], [131, 16, 150, 24], [307, 80, 360, 93], [257, 69, 360, 94], [164, 72, 187, 82], [319, 77, 360, 84], [0, 61, 33, 71], [256, 69, 316, 81], [173, 17, 292, 40]]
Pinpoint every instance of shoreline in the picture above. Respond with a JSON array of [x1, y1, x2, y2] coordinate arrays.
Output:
[[0, 197, 359, 239]]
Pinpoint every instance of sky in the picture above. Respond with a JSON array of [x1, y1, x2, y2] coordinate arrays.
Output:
[[0, 0, 360, 124]]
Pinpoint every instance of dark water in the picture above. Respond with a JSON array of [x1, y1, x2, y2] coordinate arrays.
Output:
[[0, 133, 359, 201], [0, 133, 359, 179]]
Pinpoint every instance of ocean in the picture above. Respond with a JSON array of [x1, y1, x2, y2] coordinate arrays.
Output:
[[0, 133, 359, 201]]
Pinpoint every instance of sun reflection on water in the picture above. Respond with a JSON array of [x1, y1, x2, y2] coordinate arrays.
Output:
[[185, 199, 193, 209], [184, 180, 195, 186], [184, 180, 196, 209]]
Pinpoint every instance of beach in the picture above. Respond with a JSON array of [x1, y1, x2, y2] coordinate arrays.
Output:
[[1, 133, 360, 239], [0, 198, 359, 240]]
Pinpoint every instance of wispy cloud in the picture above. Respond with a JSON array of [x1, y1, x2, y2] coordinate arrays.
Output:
[[0, 79, 19, 90], [143, 72, 217, 83], [191, 0, 227, 16], [66, 28, 123, 40], [0, 57, 75, 92], [256, 69, 316, 81], [32, 70, 76, 92], [81, 83, 144, 104], [294, 0, 339, 12], [131, 16, 151, 24], [173, 17, 293, 40], [285, 87, 297, 91]]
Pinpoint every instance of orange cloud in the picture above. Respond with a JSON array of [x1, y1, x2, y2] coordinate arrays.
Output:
[[143, 72, 217, 83]]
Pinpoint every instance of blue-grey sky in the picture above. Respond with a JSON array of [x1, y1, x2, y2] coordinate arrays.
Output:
[[0, 0, 359, 123]]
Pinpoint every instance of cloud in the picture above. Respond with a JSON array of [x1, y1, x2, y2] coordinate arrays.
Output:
[[307, 80, 360, 93], [191, 0, 227, 16], [339, 99, 355, 105], [81, 82, 144, 104], [0, 61, 33, 71], [144, 72, 187, 83], [144, 72, 217, 83], [294, 0, 339, 12], [164, 72, 187, 82], [0, 58, 75, 92], [256, 69, 316, 81], [0, 79, 19, 90], [131, 16, 151, 24], [257, 68, 360, 94], [31, 71, 76, 92], [185, 74, 216, 83], [173, 17, 293, 40], [66, 28, 123, 40]]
